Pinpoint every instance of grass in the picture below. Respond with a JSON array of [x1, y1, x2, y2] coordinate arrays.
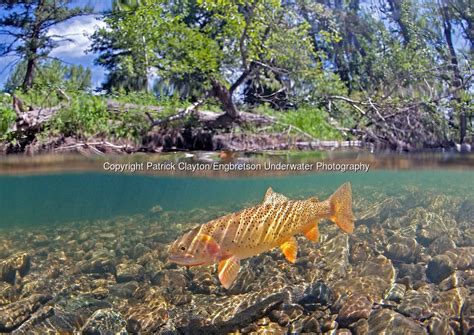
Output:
[[255, 105, 343, 140], [2, 88, 344, 148]]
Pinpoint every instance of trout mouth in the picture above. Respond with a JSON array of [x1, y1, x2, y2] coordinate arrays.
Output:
[[168, 253, 204, 266]]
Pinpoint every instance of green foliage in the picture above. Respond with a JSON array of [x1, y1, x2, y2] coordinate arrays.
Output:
[[0, 1, 93, 90], [43, 94, 151, 141], [0, 93, 16, 139], [258, 104, 343, 140], [34, 60, 92, 92]]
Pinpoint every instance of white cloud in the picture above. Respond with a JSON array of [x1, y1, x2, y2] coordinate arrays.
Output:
[[48, 16, 105, 58]]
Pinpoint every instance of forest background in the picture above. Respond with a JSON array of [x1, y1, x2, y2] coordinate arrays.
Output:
[[0, 0, 472, 153]]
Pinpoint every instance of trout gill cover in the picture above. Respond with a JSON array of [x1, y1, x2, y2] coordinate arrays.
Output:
[[168, 183, 355, 289]]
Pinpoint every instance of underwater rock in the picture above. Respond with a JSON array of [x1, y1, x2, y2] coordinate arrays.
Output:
[[461, 296, 474, 335], [151, 269, 188, 291], [131, 243, 149, 259], [386, 235, 420, 263], [439, 271, 465, 291], [349, 240, 373, 264], [249, 317, 287, 334], [351, 318, 369, 335], [336, 294, 372, 327], [384, 283, 406, 303], [189, 267, 219, 294], [431, 287, 469, 319], [173, 284, 296, 334], [333, 276, 389, 305], [81, 309, 127, 335], [353, 255, 396, 284], [125, 288, 168, 333], [427, 314, 455, 335], [398, 263, 426, 283], [115, 263, 145, 283], [109, 281, 139, 299], [0, 294, 52, 332], [0, 252, 31, 285], [78, 250, 116, 275], [457, 199, 474, 223], [427, 247, 474, 283], [320, 234, 350, 281], [298, 282, 334, 310], [427, 254, 455, 283], [9, 305, 55, 334], [428, 235, 456, 256], [411, 209, 457, 244], [269, 305, 298, 326], [333, 255, 396, 303], [367, 309, 427, 334], [150, 204, 163, 213], [397, 288, 432, 319], [301, 315, 321, 333], [0, 282, 17, 306]]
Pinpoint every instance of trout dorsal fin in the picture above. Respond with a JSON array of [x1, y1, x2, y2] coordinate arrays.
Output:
[[262, 187, 289, 205]]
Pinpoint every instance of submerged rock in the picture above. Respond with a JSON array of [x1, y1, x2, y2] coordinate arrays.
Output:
[[427, 314, 455, 335], [298, 282, 334, 309], [0, 252, 31, 285], [428, 235, 456, 256], [431, 287, 469, 319], [115, 263, 145, 283], [427, 247, 474, 283], [0, 282, 17, 306], [336, 294, 372, 327], [125, 289, 168, 333], [0, 294, 52, 332], [385, 236, 420, 263], [367, 309, 427, 334], [397, 288, 432, 319], [461, 296, 474, 335], [427, 254, 455, 283], [81, 309, 127, 335], [384, 283, 406, 303], [78, 250, 116, 275], [457, 199, 474, 223]]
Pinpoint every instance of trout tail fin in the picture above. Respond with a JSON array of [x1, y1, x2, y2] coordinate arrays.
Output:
[[328, 182, 354, 233]]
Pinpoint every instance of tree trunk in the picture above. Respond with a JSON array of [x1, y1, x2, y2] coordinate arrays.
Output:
[[211, 80, 240, 119], [387, 0, 411, 45], [440, 3, 465, 143], [22, 57, 36, 91]]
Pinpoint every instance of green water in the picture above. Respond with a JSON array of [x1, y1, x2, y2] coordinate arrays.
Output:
[[1, 170, 473, 227]]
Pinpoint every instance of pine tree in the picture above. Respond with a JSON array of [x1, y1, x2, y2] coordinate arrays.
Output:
[[0, 0, 92, 91]]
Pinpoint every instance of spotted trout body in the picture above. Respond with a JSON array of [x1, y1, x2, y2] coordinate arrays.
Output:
[[168, 183, 354, 289]]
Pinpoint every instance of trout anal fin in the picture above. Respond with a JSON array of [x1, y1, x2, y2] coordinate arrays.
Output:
[[304, 224, 320, 242], [280, 237, 298, 263], [218, 256, 240, 289]]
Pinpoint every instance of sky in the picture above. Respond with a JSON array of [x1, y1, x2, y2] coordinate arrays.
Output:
[[0, 1, 111, 89]]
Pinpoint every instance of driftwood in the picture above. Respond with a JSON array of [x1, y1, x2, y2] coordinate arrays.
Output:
[[326, 94, 449, 151]]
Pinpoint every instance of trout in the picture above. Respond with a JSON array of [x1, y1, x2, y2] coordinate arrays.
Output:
[[168, 182, 354, 289]]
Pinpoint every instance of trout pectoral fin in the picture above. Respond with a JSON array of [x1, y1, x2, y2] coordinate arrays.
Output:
[[280, 237, 298, 263], [218, 256, 240, 289], [304, 225, 319, 242]]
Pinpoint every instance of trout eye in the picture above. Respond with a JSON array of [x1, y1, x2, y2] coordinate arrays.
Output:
[[180, 246, 185, 251]]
